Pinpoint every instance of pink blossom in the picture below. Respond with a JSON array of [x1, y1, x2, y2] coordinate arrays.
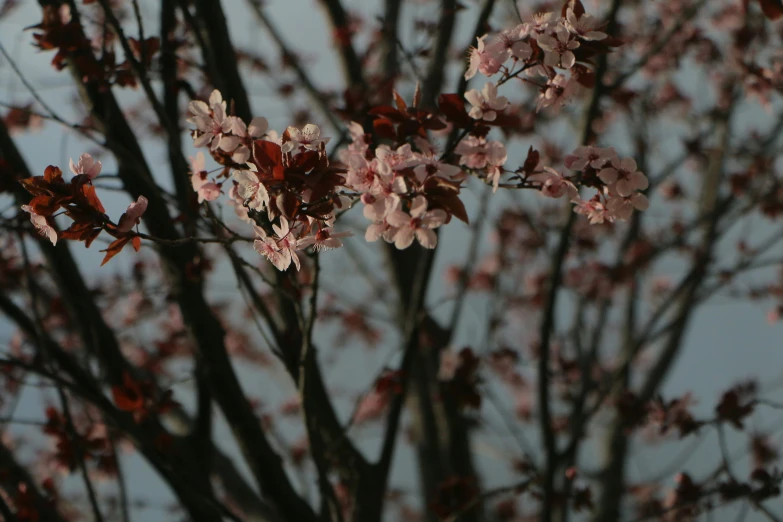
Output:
[[68, 153, 102, 179], [564, 8, 607, 41], [529, 167, 578, 199], [228, 183, 253, 224], [386, 196, 448, 249], [464, 34, 506, 80], [465, 82, 509, 122], [524, 11, 557, 35], [486, 165, 503, 192], [233, 163, 270, 212], [537, 74, 580, 112], [346, 155, 392, 193], [573, 198, 612, 225], [598, 157, 649, 197], [299, 227, 353, 252], [365, 220, 397, 243], [606, 192, 650, 220], [189, 152, 220, 203], [362, 191, 402, 222], [375, 143, 414, 169], [253, 217, 304, 271], [536, 25, 580, 69], [117, 196, 148, 233], [338, 121, 370, 163], [281, 124, 330, 153], [187, 90, 235, 152], [229, 116, 269, 163], [21, 205, 57, 245], [564, 146, 617, 171], [352, 391, 389, 424], [403, 138, 463, 182], [254, 236, 289, 271], [455, 136, 507, 171], [495, 25, 533, 61]]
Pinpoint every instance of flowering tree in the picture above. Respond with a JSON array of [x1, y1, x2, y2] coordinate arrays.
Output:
[[1, 0, 783, 520]]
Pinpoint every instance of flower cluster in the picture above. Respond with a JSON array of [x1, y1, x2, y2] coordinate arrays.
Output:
[[178, 5, 644, 273], [339, 131, 461, 250], [18, 155, 148, 264], [565, 146, 649, 224], [463, 6, 610, 116], [188, 90, 353, 272], [450, 4, 647, 224], [187, 90, 269, 164]]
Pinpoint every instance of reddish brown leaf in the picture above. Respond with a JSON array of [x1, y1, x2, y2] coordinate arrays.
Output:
[[100, 236, 131, 266], [80, 183, 105, 214], [111, 372, 144, 412], [19, 177, 50, 196], [28, 194, 60, 216], [276, 191, 300, 220], [438, 94, 472, 128], [440, 193, 469, 224], [572, 64, 595, 88], [43, 165, 63, 183], [397, 119, 425, 140], [132, 236, 141, 252], [252, 139, 285, 180], [393, 90, 407, 112], [60, 221, 99, 242], [84, 228, 102, 248]]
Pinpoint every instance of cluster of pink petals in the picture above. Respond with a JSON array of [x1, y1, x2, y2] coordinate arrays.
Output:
[[564, 146, 649, 223], [187, 89, 268, 163], [281, 124, 330, 154], [189, 152, 221, 203], [187, 94, 354, 271], [69, 153, 102, 179], [341, 131, 457, 250], [454, 136, 508, 191], [252, 217, 304, 272], [117, 196, 149, 233], [464, 8, 607, 115], [465, 82, 509, 122], [529, 167, 579, 200]]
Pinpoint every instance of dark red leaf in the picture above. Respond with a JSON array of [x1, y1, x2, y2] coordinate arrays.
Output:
[[373, 118, 397, 140], [276, 191, 300, 220], [439, 193, 469, 224], [759, 0, 783, 19], [571, 64, 595, 88], [397, 119, 425, 140], [368, 105, 405, 122], [252, 139, 285, 180], [111, 372, 144, 412], [438, 93, 472, 128], [522, 147, 540, 175]]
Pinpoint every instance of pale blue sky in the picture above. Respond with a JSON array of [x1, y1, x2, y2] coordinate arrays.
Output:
[[1, 1, 783, 520]]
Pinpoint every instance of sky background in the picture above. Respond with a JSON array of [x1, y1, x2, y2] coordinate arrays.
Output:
[[1, 0, 783, 520]]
